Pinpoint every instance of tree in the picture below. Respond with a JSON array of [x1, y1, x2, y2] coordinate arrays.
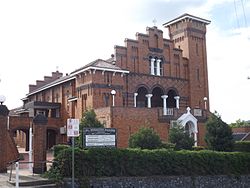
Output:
[[229, 119, 250, 128], [76, 109, 104, 147], [129, 127, 162, 149], [168, 123, 195, 150], [205, 112, 234, 152], [79, 109, 103, 128]]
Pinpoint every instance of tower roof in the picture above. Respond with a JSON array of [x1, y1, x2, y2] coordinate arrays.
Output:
[[163, 13, 211, 27]]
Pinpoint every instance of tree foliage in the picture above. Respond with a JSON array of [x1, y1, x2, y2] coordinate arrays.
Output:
[[229, 119, 250, 128], [80, 109, 104, 128], [205, 112, 234, 152], [168, 123, 195, 150], [129, 127, 162, 149], [76, 109, 104, 148]]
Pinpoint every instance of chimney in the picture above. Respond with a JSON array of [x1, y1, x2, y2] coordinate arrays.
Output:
[[29, 85, 37, 93], [52, 71, 63, 79]]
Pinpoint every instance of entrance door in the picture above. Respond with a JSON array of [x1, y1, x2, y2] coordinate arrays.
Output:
[[47, 129, 57, 149]]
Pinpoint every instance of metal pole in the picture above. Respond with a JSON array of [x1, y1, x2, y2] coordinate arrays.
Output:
[[15, 162, 19, 188], [29, 127, 32, 172], [72, 137, 75, 188], [112, 95, 115, 106]]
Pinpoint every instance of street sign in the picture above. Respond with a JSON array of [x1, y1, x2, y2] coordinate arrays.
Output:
[[67, 119, 79, 137], [83, 128, 117, 148], [67, 118, 80, 188]]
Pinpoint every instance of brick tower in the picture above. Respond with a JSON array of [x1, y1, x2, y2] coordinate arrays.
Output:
[[163, 14, 211, 110]]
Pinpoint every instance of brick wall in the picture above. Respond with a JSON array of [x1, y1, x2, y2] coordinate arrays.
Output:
[[110, 107, 169, 148], [95, 107, 207, 148], [0, 116, 19, 172], [232, 127, 250, 133]]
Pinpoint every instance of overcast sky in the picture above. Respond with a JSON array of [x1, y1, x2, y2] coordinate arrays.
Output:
[[0, 0, 249, 123]]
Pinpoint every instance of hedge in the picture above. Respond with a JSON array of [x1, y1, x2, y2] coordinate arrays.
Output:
[[234, 141, 250, 152], [49, 148, 250, 178]]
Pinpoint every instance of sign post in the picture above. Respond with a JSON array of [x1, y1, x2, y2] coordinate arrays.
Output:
[[67, 119, 79, 188]]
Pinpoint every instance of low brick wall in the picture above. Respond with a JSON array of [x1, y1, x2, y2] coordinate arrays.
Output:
[[63, 175, 250, 188]]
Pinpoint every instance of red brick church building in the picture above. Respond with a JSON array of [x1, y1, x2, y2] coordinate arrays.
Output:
[[14, 13, 211, 148]]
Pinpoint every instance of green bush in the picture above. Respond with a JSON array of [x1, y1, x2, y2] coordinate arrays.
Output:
[[234, 141, 250, 152], [48, 148, 250, 178], [129, 127, 162, 149], [53, 144, 70, 157]]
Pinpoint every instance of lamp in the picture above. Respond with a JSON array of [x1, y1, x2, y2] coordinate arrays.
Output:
[[203, 97, 207, 110], [0, 95, 6, 105], [111, 90, 116, 107]]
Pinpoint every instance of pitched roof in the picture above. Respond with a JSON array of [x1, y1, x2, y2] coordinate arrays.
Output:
[[232, 133, 249, 141], [26, 59, 129, 97], [27, 74, 75, 96], [163, 13, 211, 27], [71, 59, 125, 74]]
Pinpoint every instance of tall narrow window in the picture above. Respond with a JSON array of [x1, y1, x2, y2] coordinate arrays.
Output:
[[159, 60, 163, 76], [149, 57, 155, 75], [154, 60, 157, 75], [197, 68, 200, 81], [107, 73, 110, 84], [104, 94, 109, 107], [196, 43, 199, 55], [154, 34, 158, 48]]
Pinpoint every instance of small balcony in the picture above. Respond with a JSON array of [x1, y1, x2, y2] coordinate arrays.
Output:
[[158, 107, 208, 123]]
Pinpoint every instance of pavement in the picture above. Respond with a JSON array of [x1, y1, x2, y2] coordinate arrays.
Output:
[[0, 148, 55, 187], [0, 173, 13, 187]]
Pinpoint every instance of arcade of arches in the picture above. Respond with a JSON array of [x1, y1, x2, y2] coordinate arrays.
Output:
[[134, 86, 180, 114]]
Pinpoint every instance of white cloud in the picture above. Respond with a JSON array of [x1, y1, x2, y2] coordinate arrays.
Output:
[[207, 24, 250, 122]]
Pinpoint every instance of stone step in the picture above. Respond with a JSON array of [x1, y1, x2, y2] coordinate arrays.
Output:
[[8, 175, 56, 187], [22, 184, 58, 188]]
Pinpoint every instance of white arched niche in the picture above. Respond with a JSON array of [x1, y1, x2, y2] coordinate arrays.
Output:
[[177, 107, 198, 146]]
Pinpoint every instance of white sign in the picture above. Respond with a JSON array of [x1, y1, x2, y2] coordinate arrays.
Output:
[[67, 119, 80, 137], [85, 135, 116, 147], [83, 128, 117, 148]]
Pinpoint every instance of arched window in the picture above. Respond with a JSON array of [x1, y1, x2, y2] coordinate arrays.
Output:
[[151, 87, 164, 107], [154, 34, 158, 48], [196, 43, 199, 55], [149, 57, 162, 76], [137, 87, 148, 107], [185, 121, 195, 138], [167, 89, 177, 108]]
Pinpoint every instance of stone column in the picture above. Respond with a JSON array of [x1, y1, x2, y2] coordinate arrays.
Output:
[[33, 114, 48, 174], [174, 96, 180, 109], [156, 59, 161, 76], [161, 95, 168, 115], [134, 93, 138, 107], [150, 58, 155, 75], [145, 94, 153, 108], [194, 132, 198, 146]]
